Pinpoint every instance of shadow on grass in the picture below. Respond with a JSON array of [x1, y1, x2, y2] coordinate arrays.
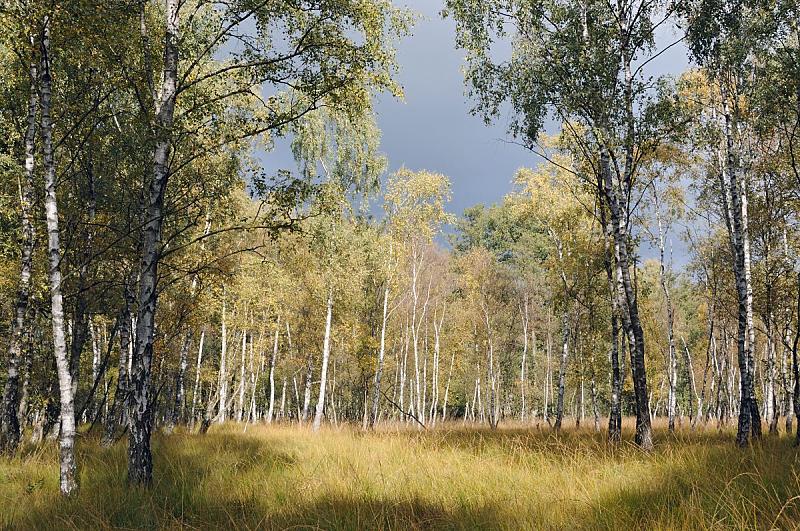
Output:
[[566, 433, 800, 530], [5, 424, 800, 529], [11, 430, 502, 530]]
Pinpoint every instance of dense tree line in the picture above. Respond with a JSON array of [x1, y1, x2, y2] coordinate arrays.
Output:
[[2, 0, 800, 498]]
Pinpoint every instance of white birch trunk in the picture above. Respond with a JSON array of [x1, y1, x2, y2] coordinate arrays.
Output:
[[41, 21, 78, 494], [371, 284, 390, 426], [267, 318, 280, 423], [217, 294, 228, 422], [312, 290, 334, 432], [236, 331, 247, 422], [190, 330, 205, 427]]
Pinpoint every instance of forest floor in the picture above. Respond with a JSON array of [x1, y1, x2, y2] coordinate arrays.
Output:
[[1, 419, 799, 530]]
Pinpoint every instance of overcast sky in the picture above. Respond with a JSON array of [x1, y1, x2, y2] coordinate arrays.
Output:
[[371, 0, 534, 215], [264, 0, 692, 258], [379, 0, 690, 213]]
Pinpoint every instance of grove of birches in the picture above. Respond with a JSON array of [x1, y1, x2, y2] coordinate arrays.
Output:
[[2, 0, 800, 502]]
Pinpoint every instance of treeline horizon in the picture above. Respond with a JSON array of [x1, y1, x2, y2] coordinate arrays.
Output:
[[2, 0, 800, 500]]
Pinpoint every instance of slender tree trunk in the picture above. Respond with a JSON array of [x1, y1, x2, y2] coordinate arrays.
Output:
[[169, 331, 192, 429], [312, 290, 334, 432], [698, 289, 716, 427], [41, 21, 78, 495], [791, 272, 800, 446], [442, 350, 455, 422], [267, 319, 280, 423], [1, 49, 37, 453], [70, 161, 97, 419], [102, 275, 134, 446], [279, 378, 287, 420], [399, 316, 409, 418], [718, 86, 761, 446], [544, 314, 552, 424], [248, 332, 260, 422], [483, 306, 499, 429], [236, 331, 247, 422], [554, 310, 569, 431], [127, 0, 179, 485], [520, 296, 529, 423], [371, 284, 390, 427], [217, 293, 228, 422], [783, 322, 794, 433], [17, 331, 32, 433], [293, 376, 301, 420], [189, 329, 205, 428], [591, 366, 600, 432], [682, 338, 699, 428], [302, 349, 313, 422], [654, 201, 678, 433], [601, 144, 652, 449]]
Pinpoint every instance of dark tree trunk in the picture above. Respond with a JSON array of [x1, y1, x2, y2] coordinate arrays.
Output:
[[102, 272, 135, 446], [128, 0, 179, 485], [601, 146, 652, 450], [0, 48, 37, 453]]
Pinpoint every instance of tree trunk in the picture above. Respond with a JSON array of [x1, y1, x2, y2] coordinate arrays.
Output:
[[718, 86, 761, 446], [442, 350, 455, 422], [279, 378, 287, 420], [170, 331, 192, 429], [371, 284, 390, 427], [554, 310, 569, 431], [520, 296, 529, 423], [591, 366, 600, 432], [312, 290, 334, 432], [654, 201, 678, 433], [41, 20, 78, 495], [248, 331, 261, 422], [302, 348, 313, 422], [267, 319, 280, 422], [597, 171, 622, 442], [0, 49, 37, 453], [189, 329, 205, 427], [682, 338, 699, 428], [128, 0, 179, 485], [217, 293, 228, 422], [102, 274, 135, 446], [236, 331, 247, 422], [601, 144, 652, 449], [70, 159, 97, 420], [792, 273, 800, 446]]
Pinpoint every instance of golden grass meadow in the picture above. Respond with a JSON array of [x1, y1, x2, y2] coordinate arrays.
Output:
[[2, 419, 800, 530]]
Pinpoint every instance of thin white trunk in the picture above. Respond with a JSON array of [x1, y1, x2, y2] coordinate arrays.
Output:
[[442, 350, 455, 422], [279, 378, 287, 419], [217, 293, 228, 422], [41, 20, 78, 495], [236, 331, 247, 422], [190, 330, 205, 427], [267, 318, 280, 423], [371, 284, 390, 426], [312, 290, 334, 431], [520, 296, 529, 422]]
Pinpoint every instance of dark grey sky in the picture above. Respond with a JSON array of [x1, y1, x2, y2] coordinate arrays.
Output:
[[375, 0, 690, 217], [372, 0, 534, 215], [265, 0, 692, 238]]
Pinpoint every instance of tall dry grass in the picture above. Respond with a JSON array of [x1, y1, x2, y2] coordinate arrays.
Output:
[[1, 419, 799, 529]]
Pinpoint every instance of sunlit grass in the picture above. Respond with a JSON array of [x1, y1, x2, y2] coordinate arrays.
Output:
[[1, 419, 799, 529]]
